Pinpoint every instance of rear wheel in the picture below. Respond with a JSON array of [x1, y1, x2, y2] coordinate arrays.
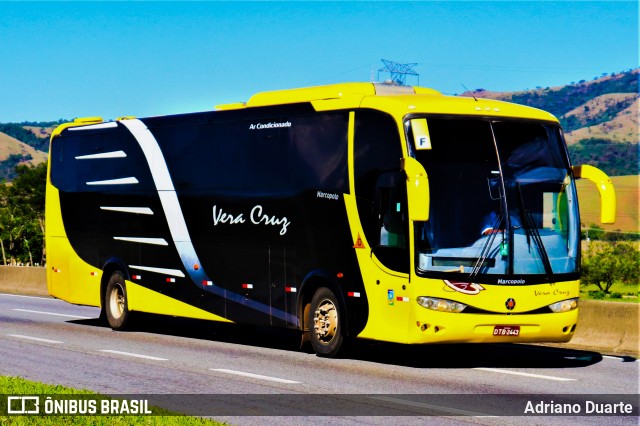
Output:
[[105, 271, 131, 330], [309, 287, 344, 357]]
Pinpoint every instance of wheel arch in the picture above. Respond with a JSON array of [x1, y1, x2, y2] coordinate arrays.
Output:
[[298, 269, 349, 336], [100, 258, 130, 312]]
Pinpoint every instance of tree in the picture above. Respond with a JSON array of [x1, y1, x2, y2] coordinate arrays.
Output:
[[0, 162, 46, 265], [581, 242, 640, 293]]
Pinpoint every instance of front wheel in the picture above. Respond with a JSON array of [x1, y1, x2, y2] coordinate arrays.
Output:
[[104, 271, 131, 330], [309, 287, 344, 357]]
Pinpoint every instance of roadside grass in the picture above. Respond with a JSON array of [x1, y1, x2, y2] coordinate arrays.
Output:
[[580, 281, 640, 303], [0, 376, 224, 425]]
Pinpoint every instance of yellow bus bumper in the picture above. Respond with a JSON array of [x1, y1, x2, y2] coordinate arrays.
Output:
[[406, 309, 578, 344]]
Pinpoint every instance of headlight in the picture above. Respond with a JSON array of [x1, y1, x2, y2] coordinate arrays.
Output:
[[548, 298, 579, 313], [417, 296, 466, 313]]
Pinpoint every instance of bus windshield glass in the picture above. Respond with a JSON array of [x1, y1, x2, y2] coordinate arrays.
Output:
[[411, 117, 579, 283]]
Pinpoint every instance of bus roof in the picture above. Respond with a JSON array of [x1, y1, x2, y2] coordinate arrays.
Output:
[[216, 82, 558, 123], [216, 82, 440, 109]]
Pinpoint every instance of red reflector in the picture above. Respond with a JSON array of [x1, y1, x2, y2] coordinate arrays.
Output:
[[285, 287, 297, 293], [337, 272, 344, 279], [132, 275, 142, 280], [202, 280, 213, 286], [90, 272, 98, 276], [396, 296, 409, 302], [347, 292, 360, 298], [166, 277, 176, 283], [242, 283, 253, 289]]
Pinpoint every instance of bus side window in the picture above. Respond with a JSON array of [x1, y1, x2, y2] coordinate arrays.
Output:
[[353, 109, 408, 273], [377, 173, 406, 248], [373, 172, 409, 272]]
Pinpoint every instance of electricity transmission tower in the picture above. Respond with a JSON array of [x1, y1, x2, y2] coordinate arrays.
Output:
[[377, 59, 419, 86]]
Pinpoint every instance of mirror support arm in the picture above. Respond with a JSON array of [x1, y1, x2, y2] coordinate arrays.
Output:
[[572, 164, 616, 224], [401, 157, 430, 221]]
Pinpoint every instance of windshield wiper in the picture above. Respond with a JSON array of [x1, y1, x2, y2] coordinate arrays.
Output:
[[516, 183, 554, 280], [469, 214, 503, 280]]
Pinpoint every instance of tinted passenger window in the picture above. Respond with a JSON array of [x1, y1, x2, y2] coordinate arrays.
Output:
[[159, 112, 349, 193]]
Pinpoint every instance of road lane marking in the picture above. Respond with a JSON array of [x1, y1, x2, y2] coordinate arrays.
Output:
[[211, 368, 300, 384], [7, 334, 63, 344], [12, 308, 92, 319], [474, 367, 575, 381], [98, 350, 168, 361], [603, 355, 639, 362]]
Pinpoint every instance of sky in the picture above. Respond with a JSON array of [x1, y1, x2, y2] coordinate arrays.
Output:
[[0, 1, 638, 122]]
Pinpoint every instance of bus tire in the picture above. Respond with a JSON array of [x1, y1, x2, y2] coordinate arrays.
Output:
[[105, 271, 131, 330], [309, 287, 343, 357]]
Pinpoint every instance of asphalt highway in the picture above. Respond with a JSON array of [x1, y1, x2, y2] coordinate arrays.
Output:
[[1, 292, 638, 425]]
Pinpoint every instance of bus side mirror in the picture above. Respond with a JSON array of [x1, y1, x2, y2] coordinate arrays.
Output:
[[572, 164, 616, 224], [402, 157, 430, 221]]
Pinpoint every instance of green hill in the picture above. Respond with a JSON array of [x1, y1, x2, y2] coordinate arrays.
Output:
[[0, 131, 48, 180], [0, 121, 63, 180]]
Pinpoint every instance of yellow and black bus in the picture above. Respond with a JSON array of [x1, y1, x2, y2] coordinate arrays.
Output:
[[46, 82, 616, 357]]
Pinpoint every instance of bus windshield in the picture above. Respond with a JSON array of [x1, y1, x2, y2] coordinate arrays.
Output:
[[411, 117, 580, 284]]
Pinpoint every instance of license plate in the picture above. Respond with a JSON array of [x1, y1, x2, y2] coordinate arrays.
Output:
[[493, 325, 520, 336]]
